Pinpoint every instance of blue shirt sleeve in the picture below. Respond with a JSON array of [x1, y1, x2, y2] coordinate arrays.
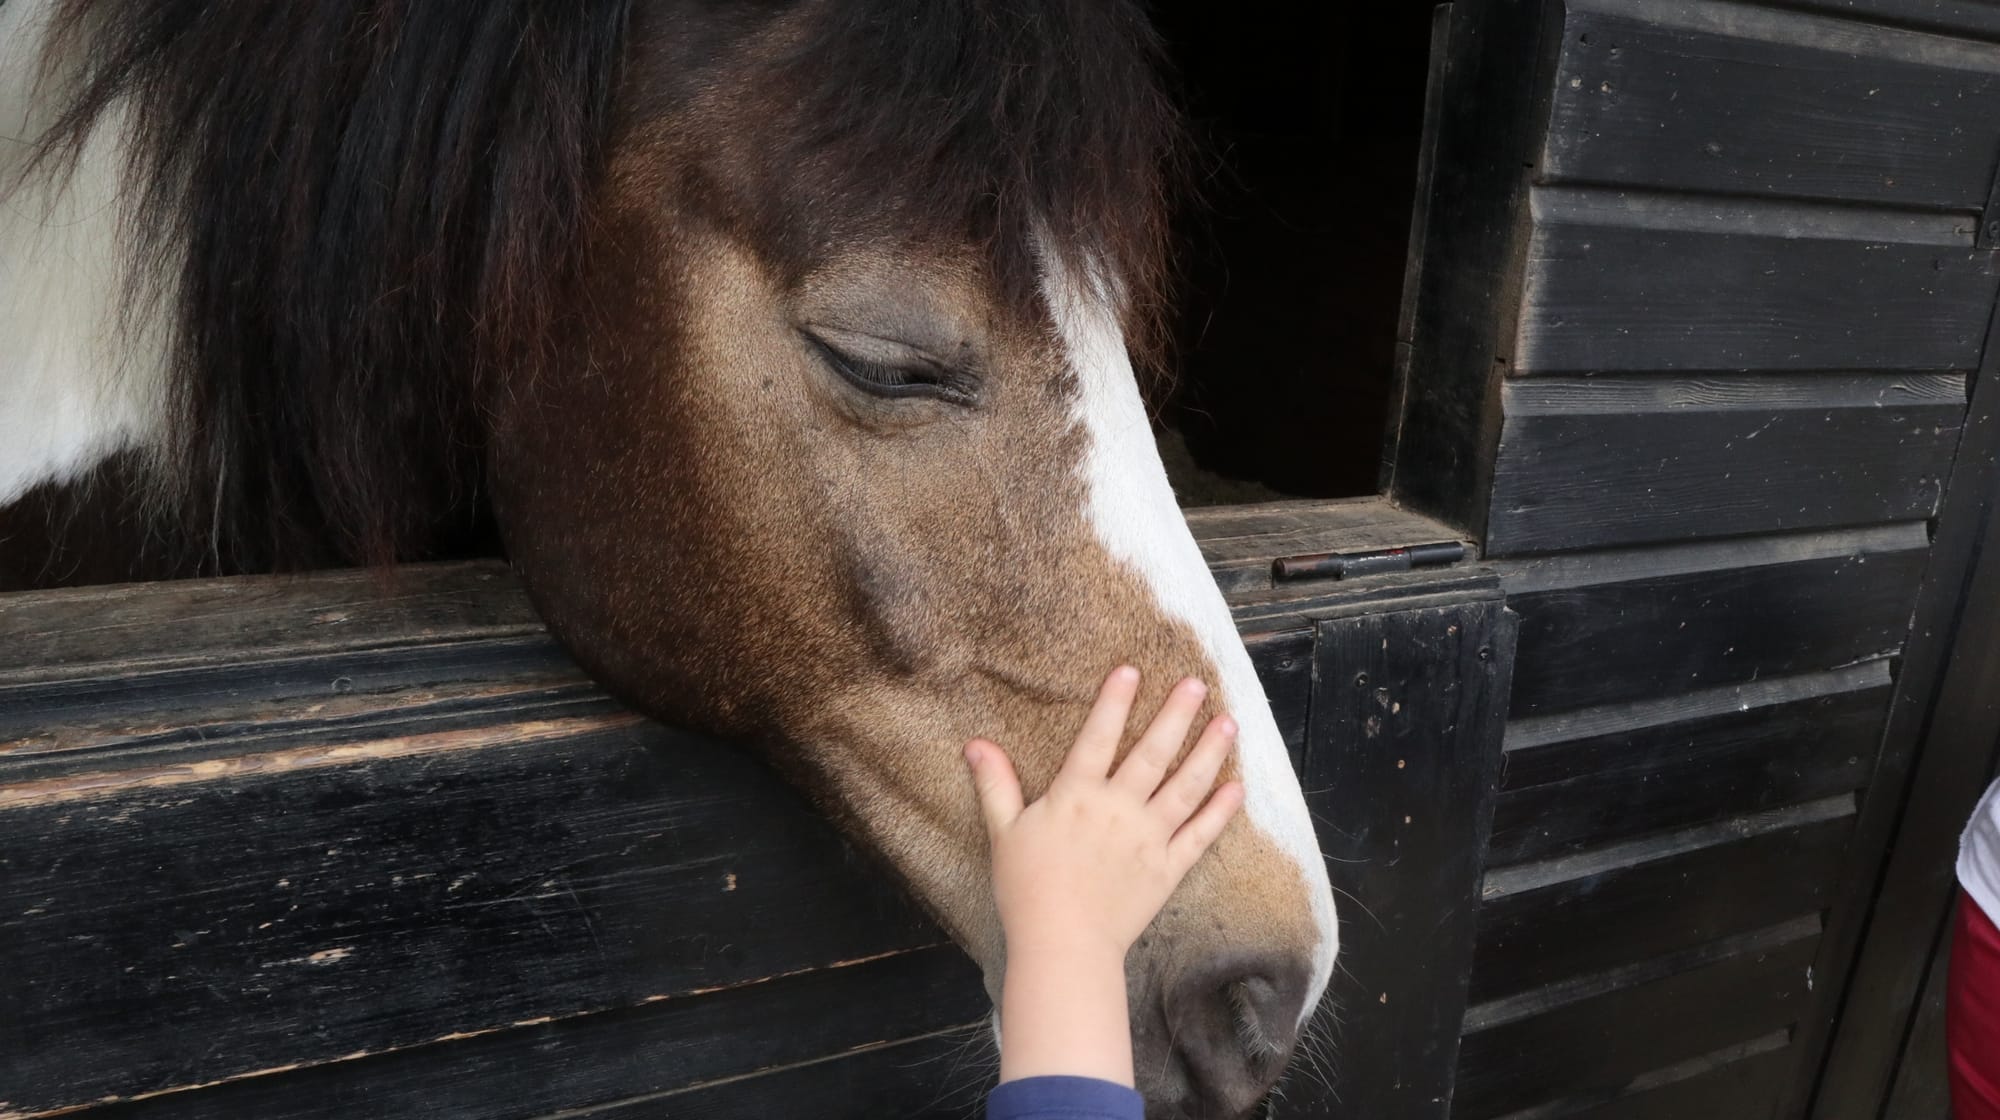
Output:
[[987, 1075, 1145, 1120]]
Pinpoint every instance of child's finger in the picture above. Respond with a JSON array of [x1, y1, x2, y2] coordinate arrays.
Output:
[[1168, 780, 1245, 878], [965, 739, 1025, 836], [1111, 676, 1207, 797], [1150, 713, 1236, 826], [1061, 665, 1142, 781]]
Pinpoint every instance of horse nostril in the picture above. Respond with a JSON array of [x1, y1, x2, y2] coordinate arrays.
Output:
[[1163, 954, 1311, 1118], [1229, 975, 1288, 1062]]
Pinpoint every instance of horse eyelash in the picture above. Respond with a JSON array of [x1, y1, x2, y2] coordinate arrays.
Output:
[[808, 336, 977, 405]]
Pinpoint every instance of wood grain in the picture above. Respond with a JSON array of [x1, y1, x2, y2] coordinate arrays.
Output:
[[1471, 801, 1851, 1003], [1515, 187, 1998, 375], [1502, 532, 1927, 716], [0, 562, 537, 686], [1544, 0, 2000, 210], [1455, 931, 1819, 1119], [1283, 596, 1517, 1119], [1187, 496, 1465, 593], [1488, 678, 1886, 864], [1495, 1031, 1793, 1120], [0, 716, 947, 1116], [1486, 373, 1964, 554], [43, 948, 986, 1120]]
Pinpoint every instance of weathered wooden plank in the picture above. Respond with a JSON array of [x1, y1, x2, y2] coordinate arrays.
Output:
[[1772, 0, 2000, 40], [1490, 1032, 1793, 1120], [1464, 915, 1818, 1034], [1183, 494, 1449, 543], [0, 636, 602, 773], [0, 500, 1402, 665], [1515, 187, 1998, 374], [1455, 932, 1819, 1120], [1277, 597, 1517, 1119], [1544, 0, 2000, 210], [1189, 496, 1465, 594], [1230, 568, 1505, 635], [1488, 676, 1888, 863], [1501, 660, 1890, 770], [0, 562, 539, 686], [564, 1027, 988, 1120], [1383, 0, 1563, 540], [1486, 373, 1964, 554], [1472, 800, 1853, 1003], [0, 638, 1314, 792], [1876, 911, 1956, 1120], [1501, 527, 1928, 716], [1780, 208, 2000, 1118], [46, 948, 986, 1120], [1803, 403, 2000, 1113], [0, 716, 947, 1117], [0, 541, 1426, 1117]]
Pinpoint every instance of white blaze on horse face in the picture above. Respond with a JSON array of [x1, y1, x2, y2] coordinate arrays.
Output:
[[0, 0, 174, 506], [1043, 259, 1338, 1024]]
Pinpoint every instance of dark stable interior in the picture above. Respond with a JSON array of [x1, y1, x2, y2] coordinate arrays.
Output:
[[1151, 1, 1438, 505]]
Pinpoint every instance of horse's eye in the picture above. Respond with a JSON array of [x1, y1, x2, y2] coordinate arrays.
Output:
[[806, 333, 977, 406]]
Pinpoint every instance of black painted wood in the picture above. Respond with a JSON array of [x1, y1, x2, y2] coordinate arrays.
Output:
[[62, 949, 986, 1120], [1276, 593, 1518, 1119], [1187, 496, 1465, 594], [1516, 187, 1999, 375], [1456, 930, 1819, 1120], [1382, 1, 1456, 498], [0, 534, 1508, 1117], [1772, 0, 2000, 40], [0, 635, 607, 774], [1383, 0, 1564, 539], [1485, 373, 1964, 555], [0, 561, 540, 684], [570, 1027, 986, 1120], [1544, 0, 2000, 211], [1504, 1034, 1794, 1120], [1787, 244, 2000, 1117], [1471, 803, 1852, 1004], [1489, 673, 1888, 863], [1806, 432, 2000, 1115], [1502, 528, 1929, 716], [1879, 909, 1955, 1120], [0, 712, 948, 1117]]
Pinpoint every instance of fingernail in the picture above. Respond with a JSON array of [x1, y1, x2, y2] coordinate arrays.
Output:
[[1218, 716, 1237, 737], [1114, 665, 1140, 683], [964, 743, 982, 766], [1183, 677, 1208, 696]]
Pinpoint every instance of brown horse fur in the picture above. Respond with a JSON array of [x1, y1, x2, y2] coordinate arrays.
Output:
[[0, 2, 1337, 1114]]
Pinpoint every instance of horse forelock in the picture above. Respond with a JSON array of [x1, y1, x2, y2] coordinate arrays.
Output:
[[5, 0, 1183, 574], [745, 0, 1186, 363]]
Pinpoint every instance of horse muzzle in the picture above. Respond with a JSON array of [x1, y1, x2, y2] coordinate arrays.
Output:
[[1137, 950, 1314, 1119]]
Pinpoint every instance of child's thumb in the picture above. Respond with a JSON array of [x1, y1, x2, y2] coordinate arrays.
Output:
[[964, 739, 1024, 834]]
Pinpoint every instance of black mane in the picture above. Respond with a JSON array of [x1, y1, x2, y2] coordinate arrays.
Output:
[[29, 0, 1182, 572]]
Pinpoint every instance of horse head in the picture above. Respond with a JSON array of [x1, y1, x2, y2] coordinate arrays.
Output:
[[0, 1, 1337, 1113]]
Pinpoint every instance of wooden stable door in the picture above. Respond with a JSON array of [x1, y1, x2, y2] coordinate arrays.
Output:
[[0, 510, 1517, 1119]]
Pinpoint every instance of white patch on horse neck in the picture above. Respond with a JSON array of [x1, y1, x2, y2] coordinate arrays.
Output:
[[0, 0, 175, 506], [1042, 257, 1338, 1023]]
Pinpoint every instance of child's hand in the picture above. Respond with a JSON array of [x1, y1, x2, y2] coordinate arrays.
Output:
[[966, 666, 1244, 1087], [965, 665, 1244, 965]]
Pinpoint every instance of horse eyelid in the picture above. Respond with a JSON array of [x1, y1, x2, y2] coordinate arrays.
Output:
[[805, 334, 979, 406]]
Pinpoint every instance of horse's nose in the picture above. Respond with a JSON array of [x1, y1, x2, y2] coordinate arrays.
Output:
[[1162, 953, 1311, 1117]]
